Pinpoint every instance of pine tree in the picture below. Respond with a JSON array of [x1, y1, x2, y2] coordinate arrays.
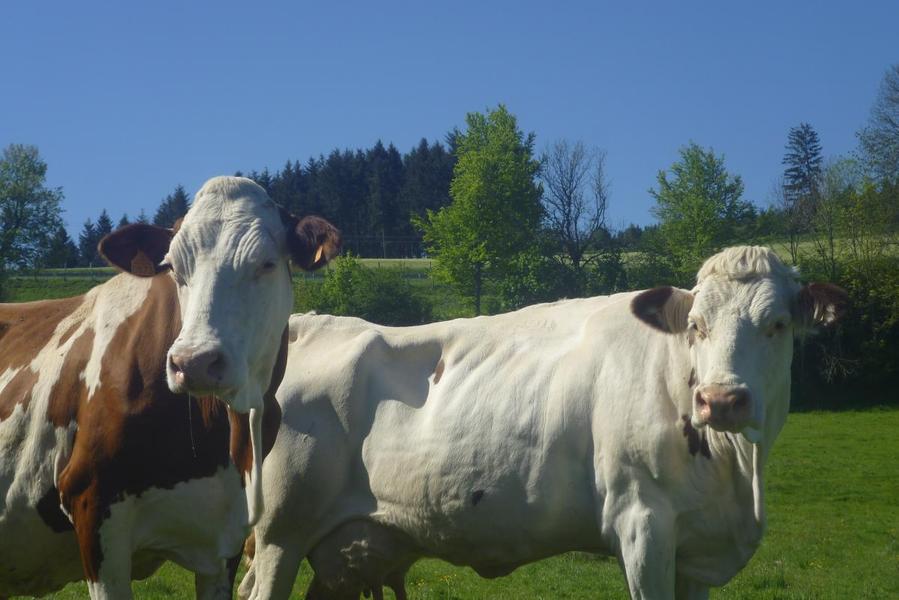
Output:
[[781, 123, 824, 260], [135, 209, 149, 224], [118, 214, 130, 228], [78, 219, 99, 266], [96, 209, 113, 239], [44, 225, 79, 268], [153, 185, 190, 228], [783, 123, 823, 211]]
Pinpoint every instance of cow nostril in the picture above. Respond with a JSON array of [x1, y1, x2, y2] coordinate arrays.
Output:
[[695, 391, 708, 408], [206, 353, 226, 380], [169, 355, 185, 374]]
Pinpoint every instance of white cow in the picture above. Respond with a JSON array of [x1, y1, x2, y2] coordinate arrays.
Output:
[[241, 246, 846, 600]]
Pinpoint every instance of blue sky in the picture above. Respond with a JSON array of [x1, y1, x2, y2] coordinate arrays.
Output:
[[2, 1, 896, 236]]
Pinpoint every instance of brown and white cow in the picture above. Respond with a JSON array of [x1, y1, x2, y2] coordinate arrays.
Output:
[[0, 176, 339, 599]]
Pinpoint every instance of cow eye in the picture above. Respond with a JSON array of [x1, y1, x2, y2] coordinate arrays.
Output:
[[688, 321, 706, 340], [256, 261, 277, 277], [768, 321, 787, 338]]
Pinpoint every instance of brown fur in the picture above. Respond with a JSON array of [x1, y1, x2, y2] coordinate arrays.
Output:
[[0, 295, 84, 420]]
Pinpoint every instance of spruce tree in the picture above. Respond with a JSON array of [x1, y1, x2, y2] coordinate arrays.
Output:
[[781, 123, 824, 260], [153, 185, 190, 228], [96, 209, 113, 239], [78, 219, 98, 266], [44, 225, 79, 268], [783, 123, 823, 212]]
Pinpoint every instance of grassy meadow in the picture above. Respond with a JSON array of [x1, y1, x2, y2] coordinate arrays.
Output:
[[17, 409, 897, 599]]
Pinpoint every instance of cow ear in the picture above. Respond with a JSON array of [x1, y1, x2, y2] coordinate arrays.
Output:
[[796, 283, 848, 330], [98, 223, 174, 277], [631, 286, 694, 334], [280, 209, 341, 271]]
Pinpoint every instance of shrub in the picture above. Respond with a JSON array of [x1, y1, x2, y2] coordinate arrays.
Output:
[[295, 254, 432, 326]]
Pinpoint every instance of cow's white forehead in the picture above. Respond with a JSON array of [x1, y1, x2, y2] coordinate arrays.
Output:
[[695, 246, 798, 287], [187, 176, 279, 226], [170, 177, 284, 263], [693, 246, 800, 321]]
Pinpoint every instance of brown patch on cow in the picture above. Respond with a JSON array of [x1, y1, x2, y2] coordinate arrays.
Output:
[[58, 321, 81, 346], [243, 529, 256, 561], [631, 287, 674, 332], [0, 295, 89, 421], [46, 329, 94, 427], [681, 415, 711, 459], [0, 367, 39, 421], [688, 368, 696, 388], [0, 295, 85, 374], [36, 486, 74, 532], [229, 327, 287, 478], [433, 359, 445, 385]]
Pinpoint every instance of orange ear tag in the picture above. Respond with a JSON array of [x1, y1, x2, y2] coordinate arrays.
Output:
[[314, 245, 324, 264]]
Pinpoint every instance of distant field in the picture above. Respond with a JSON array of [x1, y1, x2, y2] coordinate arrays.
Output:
[[4, 259, 434, 302], [21, 409, 898, 599]]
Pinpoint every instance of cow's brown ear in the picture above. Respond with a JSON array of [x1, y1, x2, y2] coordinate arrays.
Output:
[[98, 223, 173, 277], [280, 209, 341, 271], [631, 286, 694, 334], [796, 283, 848, 329]]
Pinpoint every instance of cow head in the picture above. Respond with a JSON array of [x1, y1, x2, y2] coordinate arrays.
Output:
[[631, 246, 847, 443], [99, 176, 340, 411]]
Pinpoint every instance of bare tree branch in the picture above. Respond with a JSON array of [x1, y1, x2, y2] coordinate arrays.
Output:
[[541, 140, 610, 272]]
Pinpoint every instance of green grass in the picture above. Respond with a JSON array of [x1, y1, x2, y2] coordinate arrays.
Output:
[[20, 409, 897, 599]]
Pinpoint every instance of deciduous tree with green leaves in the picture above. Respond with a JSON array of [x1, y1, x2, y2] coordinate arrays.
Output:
[[415, 105, 542, 314], [650, 142, 753, 283], [858, 64, 899, 182], [0, 144, 64, 272]]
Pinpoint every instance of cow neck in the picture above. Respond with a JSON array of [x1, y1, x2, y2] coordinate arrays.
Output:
[[226, 325, 286, 525], [707, 394, 788, 543]]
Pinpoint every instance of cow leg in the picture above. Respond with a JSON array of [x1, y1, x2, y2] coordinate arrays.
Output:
[[675, 573, 709, 600], [71, 496, 134, 600], [386, 568, 409, 600], [195, 559, 237, 600], [246, 538, 307, 600], [237, 560, 256, 600], [614, 501, 676, 600]]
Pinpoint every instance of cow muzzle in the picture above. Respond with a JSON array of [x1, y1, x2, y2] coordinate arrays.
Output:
[[168, 346, 231, 395], [693, 384, 752, 432]]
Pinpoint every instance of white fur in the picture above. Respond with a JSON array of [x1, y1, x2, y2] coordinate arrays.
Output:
[[246, 246, 806, 600]]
